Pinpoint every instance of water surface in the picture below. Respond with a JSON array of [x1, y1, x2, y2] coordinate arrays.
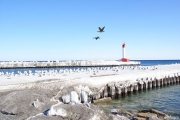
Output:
[[95, 84, 180, 119]]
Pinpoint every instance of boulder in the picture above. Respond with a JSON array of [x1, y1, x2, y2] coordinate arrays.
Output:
[[80, 90, 88, 103], [62, 94, 70, 104], [70, 91, 79, 104]]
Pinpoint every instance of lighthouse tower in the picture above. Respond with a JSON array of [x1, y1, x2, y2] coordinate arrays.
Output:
[[121, 43, 130, 62]]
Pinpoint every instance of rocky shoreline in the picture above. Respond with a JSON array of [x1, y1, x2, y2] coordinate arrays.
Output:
[[0, 81, 170, 120], [1, 64, 179, 119]]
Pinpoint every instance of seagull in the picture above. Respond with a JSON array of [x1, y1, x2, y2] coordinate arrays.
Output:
[[93, 36, 100, 40], [97, 26, 105, 32]]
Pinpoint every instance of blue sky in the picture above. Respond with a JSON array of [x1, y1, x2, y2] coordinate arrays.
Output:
[[0, 0, 179, 61]]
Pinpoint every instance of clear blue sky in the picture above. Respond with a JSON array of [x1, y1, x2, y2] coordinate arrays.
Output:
[[0, 0, 179, 61]]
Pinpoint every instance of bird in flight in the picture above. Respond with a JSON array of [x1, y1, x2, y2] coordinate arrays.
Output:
[[97, 26, 105, 32], [93, 36, 100, 40]]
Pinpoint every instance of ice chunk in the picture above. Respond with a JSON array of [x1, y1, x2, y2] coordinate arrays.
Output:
[[62, 94, 70, 104]]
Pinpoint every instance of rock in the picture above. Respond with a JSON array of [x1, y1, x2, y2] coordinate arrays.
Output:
[[46, 103, 67, 117], [81, 90, 88, 103], [93, 97, 112, 103], [148, 116, 161, 120], [118, 110, 134, 117], [70, 91, 79, 104], [62, 94, 70, 104], [133, 117, 146, 120], [137, 112, 157, 118], [32, 99, 41, 108], [111, 109, 118, 114]]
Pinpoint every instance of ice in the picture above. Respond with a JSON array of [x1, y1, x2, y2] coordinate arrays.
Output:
[[0, 64, 180, 92]]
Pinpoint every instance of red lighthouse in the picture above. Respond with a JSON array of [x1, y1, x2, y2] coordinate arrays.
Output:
[[121, 43, 130, 62]]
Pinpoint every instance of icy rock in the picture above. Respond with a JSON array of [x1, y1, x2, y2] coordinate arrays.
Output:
[[111, 109, 118, 114], [62, 94, 70, 104], [32, 99, 41, 108], [81, 90, 88, 103], [70, 91, 79, 104], [46, 107, 67, 117]]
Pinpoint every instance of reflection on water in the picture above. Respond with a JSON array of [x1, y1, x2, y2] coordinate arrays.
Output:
[[95, 83, 180, 119]]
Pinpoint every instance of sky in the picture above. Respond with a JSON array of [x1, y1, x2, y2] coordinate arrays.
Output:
[[0, 0, 180, 61]]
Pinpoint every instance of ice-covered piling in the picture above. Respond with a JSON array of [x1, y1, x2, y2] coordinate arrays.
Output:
[[138, 82, 143, 90], [121, 87, 127, 95], [171, 74, 176, 84], [152, 78, 156, 87], [86, 73, 180, 102], [108, 86, 116, 98], [156, 78, 161, 87], [143, 78, 148, 90], [178, 73, 180, 82], [176, 73, 179, 83], [115, 87, 122, 98], [133, 84, 139, 91], [148, 78, 152, 89], [169, 75, 173, 84], [103, 86, 108, 98], [127, 85, 133, 93]]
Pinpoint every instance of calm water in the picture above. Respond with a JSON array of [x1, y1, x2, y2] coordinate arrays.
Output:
[[94, 60, 180, 119], [95, 84, 180, 119], [133, 60, 180, 66]]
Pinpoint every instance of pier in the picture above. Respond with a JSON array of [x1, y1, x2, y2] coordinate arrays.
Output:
[[92, 73, 180, 102], [0, 60, 140, 69]]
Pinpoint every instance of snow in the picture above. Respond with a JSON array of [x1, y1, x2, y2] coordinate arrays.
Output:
[[46, 103, 67, 117], [0, 64, 180, 91]]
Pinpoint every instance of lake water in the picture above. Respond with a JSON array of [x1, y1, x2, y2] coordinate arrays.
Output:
[[95, 84, 180, 119], [94, 60, 180, 120]]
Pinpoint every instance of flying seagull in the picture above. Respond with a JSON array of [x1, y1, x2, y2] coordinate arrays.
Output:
[[93, 36, 100, 40], [97, 26, 105, 32]]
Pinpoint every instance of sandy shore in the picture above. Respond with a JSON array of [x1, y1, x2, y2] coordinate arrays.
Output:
[[0, 64, 180, 119]]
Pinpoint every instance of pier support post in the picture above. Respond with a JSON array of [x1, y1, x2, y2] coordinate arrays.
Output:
[[103, 86, 108, 97], [169, 76, 173, 84], [109, 86, 115, 98], [133, 84, 138, 91], [156, 78, 160, 87], [122, 87, 127, 95], [160, 78, 163, 86], [138, 82, 143, 90], [167, 76, 171, 85], [176, 73, 179, 83], [148, 80, 152, 89], [143, 81, 148, 90], [172, 75, 176, 84], [152, 78, 156, 88], [178, 73, 180, 83], [127, 85, 133, 93], [115, 87, 122, 98], [163, 76, 167, 85]]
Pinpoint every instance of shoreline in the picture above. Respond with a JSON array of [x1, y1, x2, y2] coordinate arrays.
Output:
[[0, 64, 180, 119]]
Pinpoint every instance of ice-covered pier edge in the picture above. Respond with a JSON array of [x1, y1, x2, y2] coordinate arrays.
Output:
[[0, 60, 140, 69]]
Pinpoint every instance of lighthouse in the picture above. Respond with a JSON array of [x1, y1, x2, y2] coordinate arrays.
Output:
[[121, 43, 130, 62]]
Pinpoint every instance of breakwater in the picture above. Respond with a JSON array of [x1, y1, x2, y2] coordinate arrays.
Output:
[[0, 60, 140, 69], [90, 73, 180, 102]]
